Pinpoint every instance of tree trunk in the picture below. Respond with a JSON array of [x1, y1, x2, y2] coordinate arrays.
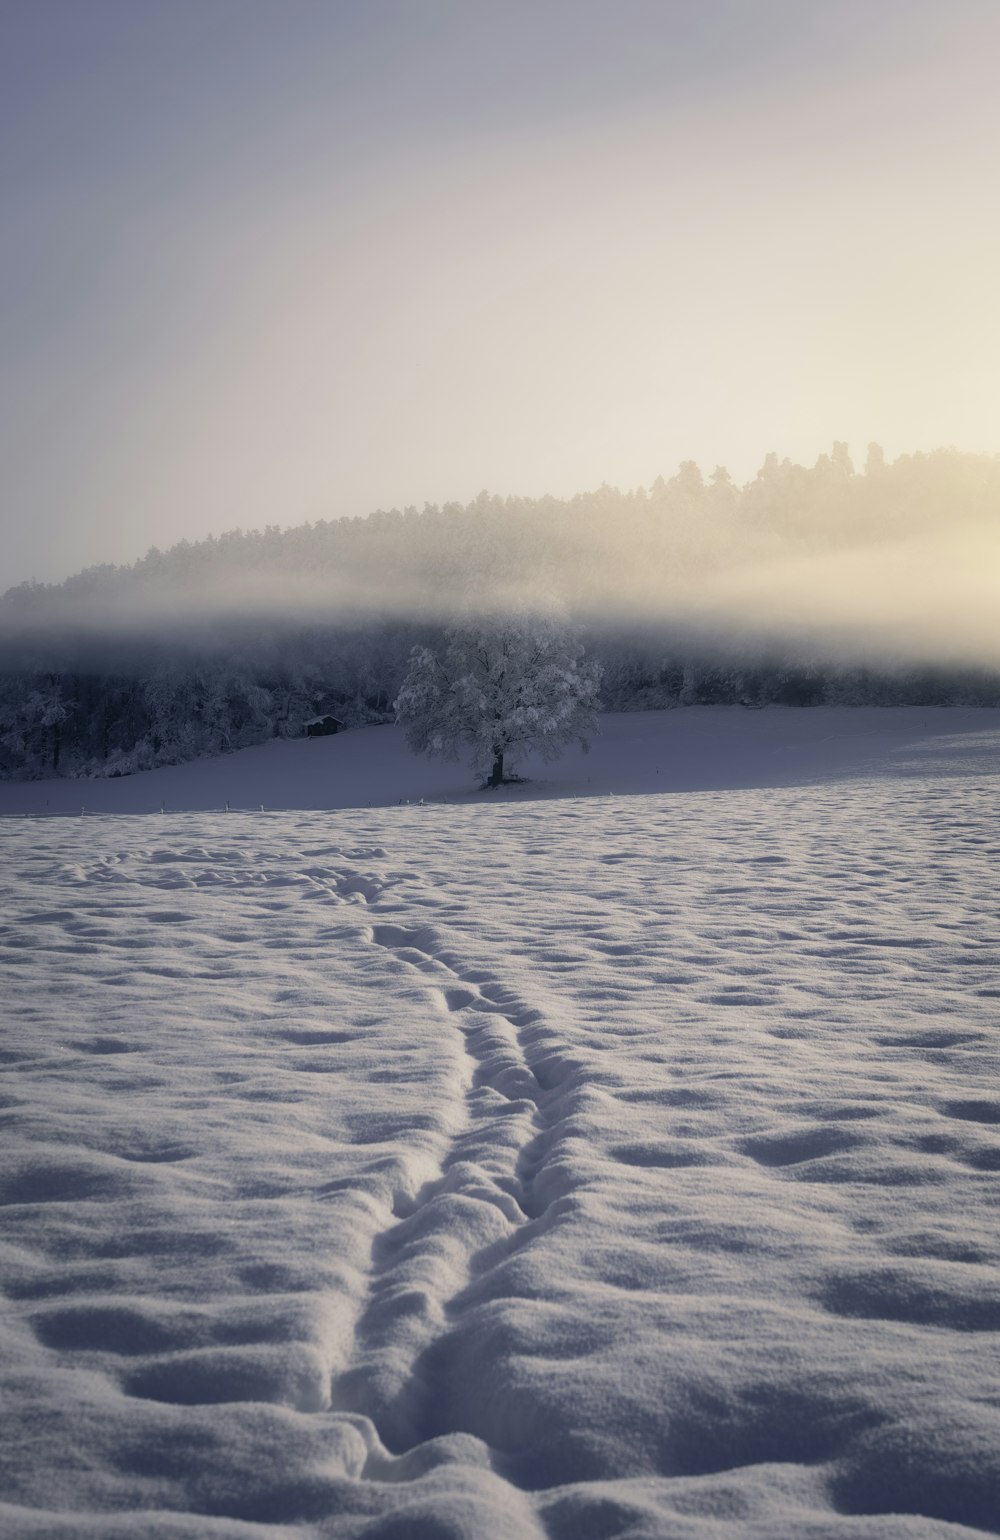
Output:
[[489, 750, 504, 787]]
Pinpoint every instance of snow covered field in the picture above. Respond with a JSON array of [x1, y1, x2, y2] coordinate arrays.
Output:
[[2, 708, 1000, 1538]]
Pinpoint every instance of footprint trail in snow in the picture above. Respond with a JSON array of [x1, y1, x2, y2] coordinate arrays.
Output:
[[2, 754, 1000, 1538]]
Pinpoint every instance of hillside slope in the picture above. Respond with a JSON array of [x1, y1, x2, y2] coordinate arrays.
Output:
[[1, 705, 999, 816]]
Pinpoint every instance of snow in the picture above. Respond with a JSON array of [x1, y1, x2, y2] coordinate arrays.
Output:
[[1, 706, 999, 813], [2, 707, 999, 1538]]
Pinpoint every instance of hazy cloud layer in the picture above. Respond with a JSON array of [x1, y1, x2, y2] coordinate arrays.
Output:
[[3, 449, 998, 672]]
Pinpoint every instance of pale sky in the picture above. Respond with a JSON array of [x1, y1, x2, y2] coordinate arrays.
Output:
[[2, 0, 999, 588]]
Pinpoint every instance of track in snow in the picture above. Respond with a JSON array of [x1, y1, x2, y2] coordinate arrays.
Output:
[[2, 717, 1000, 1538]]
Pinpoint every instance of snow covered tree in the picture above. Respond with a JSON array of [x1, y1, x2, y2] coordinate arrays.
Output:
[[394, 614, 602, 787], [0, 677, 70, 776]]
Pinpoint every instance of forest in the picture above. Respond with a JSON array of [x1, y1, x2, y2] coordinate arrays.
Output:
[[2, 443, 998, 779]]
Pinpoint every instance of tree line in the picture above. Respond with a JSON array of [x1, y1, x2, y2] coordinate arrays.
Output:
[[2, 444, 998, 780]]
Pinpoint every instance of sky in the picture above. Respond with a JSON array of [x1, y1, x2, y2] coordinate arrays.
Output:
[[2, 0, 1000, 590]]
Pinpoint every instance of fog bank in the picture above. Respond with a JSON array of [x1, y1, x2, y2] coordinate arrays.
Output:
[[3, 445, 998, 672]]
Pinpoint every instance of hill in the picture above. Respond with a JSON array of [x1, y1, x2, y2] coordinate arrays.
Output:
[[2, 445, 999, 781]]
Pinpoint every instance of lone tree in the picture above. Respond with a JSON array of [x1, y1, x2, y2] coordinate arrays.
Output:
[[394, 613, 602, 787]]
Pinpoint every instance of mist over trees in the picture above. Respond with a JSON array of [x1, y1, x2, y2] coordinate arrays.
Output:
[[2, 444, 999, 780]]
